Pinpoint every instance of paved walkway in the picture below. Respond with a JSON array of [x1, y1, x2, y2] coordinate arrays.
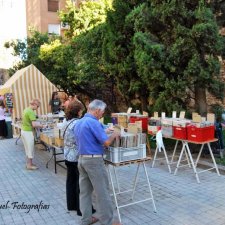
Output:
[[0, 138, 225, 225]]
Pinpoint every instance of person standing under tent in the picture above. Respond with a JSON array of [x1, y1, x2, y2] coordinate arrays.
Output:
[[48, 91, 62, 114], [0, 100, 7, 139], [21, 99, 45, 170]]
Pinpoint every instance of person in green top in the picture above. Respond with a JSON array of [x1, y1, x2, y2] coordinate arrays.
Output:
[[21, 99, 45, 170]]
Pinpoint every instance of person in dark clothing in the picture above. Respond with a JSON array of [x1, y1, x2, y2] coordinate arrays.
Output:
[[63, 100, 96, 217], [0, 100, 7, 138], [215, 116, 224, 152], [48, 92, 61, 114]]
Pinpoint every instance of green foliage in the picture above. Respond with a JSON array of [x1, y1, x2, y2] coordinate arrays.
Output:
[[59, 0, 112, 38], [209, 0, 225, 28], [5, 0, 115, 103], [210, 103, 224, 122], [103, 0, 148, 109], [4, 30, 58, 76], [129, 0, 224, 114], [41, 1, 118, 111], [5, 0, 225, 115]]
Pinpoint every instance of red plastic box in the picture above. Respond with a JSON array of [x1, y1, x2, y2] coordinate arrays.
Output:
[[129, 116, 148, 131], [173, 126, 187, 140], [187, 125, 215, 142]]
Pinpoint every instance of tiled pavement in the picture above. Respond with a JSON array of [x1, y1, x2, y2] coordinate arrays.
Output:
[[0, 138, 225, 225]]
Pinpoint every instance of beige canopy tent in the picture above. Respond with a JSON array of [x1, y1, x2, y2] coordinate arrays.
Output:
[[0, 64, 58, 121]]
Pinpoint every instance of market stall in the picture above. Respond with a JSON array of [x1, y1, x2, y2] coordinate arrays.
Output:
[[0, 64, 58, 121], [0, 64, 58, 134], [148, 111, 220, 183]]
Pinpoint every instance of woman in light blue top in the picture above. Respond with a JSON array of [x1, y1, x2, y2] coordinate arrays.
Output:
[[64, 100, 97, 219]]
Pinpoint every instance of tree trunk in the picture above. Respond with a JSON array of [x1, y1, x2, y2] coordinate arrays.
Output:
[[195, 85, 207, 115], [140, 94, 148, 112], [139, 87, 148, 112]]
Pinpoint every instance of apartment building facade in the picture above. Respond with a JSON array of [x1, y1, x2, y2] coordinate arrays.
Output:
[[26, 0, 68, 36]]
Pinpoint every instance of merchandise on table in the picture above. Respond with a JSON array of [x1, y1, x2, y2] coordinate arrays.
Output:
[[117, 115, 128, 128], [148, 117, 161, 135], [147, 112, 216, 142], [111, 112, 141, 128], [129, 115, 148, 131], [40, 130, 54, 145], [105, 131, 147, 163], [39, 117, 65, 147], [161, 118, 173, 137], [110, 133, 146, 148]]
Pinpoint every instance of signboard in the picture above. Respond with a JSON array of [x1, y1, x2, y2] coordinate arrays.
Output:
[[5, 93, 13, 108]]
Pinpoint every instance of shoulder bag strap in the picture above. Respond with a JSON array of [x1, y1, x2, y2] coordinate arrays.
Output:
[[63, 118, 78, 138]]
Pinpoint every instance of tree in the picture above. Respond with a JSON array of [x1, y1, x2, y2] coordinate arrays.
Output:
[[103, 0, 148, 111], [129, 0, 224, 114], [5, 1, 116, 109], [4, 30, 56, 76], [209, 0, 225, 27], [59, 0, 112, 38], [40, 0, 119, 111], [5, 0, 225, 115]]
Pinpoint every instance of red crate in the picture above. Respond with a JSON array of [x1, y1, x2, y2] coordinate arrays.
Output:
[[187, 125, 215, 142], [173, 126, 187, 140], [129, 116, 148, 131]]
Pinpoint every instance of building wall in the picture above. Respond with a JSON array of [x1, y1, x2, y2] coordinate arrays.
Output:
[[26, 0, 42, 33], [26, 0, 67, 36]]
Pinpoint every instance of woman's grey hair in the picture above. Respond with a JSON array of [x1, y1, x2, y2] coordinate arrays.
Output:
[[88, 99, 106, 111]]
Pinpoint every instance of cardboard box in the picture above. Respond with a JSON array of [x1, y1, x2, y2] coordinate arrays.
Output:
[[127, 123, 139, 134], [192, 113, 202, 123], [55, 137, 64, 147], [207, 113, 215, 123], [179, 111, 185, 119]]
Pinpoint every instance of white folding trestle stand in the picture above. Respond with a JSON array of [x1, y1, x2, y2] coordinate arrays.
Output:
[[105, 158, 157, 223]]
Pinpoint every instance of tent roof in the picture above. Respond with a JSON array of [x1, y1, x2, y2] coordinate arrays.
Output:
[[0, 64, 58, 119], [0, 65, 43, 95]]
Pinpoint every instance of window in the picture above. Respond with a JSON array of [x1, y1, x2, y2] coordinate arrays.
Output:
[[48, 24, 60, 35], [48, 0, 59, 12]]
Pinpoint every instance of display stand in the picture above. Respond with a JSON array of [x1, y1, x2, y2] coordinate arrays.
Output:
[[11, 122, 21, 144], [146, 134, 151, 156], [152, 136, 191, 173], [173, 138, 220, 183], [45, 145, 65, 174], [105, 157, 156, 223]]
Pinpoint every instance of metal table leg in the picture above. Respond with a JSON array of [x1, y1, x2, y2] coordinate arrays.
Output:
[[207, 143, 220, 176], [143, 162, 157, 212], [131, 163, 140, 200], [15, 133, 21, 145], [107, 165, 121, 222], [46, 147, 54, 169]]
